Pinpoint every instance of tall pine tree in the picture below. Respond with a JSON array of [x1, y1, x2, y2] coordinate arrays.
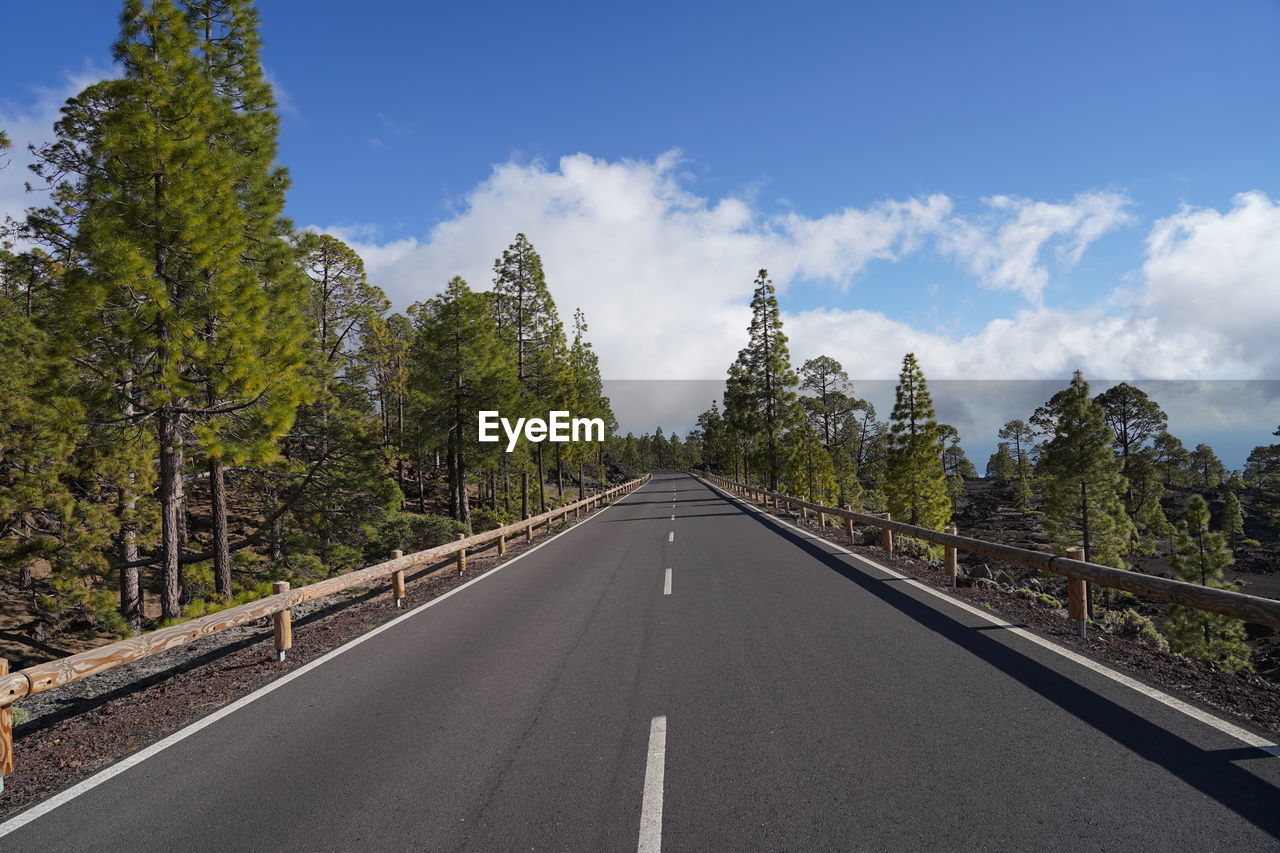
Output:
[[1164, 495, 1251, 673], [491, 234, 569, 512], [724, 270, 802, 490], [46, 1, 309, 617], [409, 277, 516, 528], [884, 353, 950, 529], [1036, 372, 1133, 616]]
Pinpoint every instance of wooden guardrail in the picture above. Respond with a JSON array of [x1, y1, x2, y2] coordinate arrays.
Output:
[[0, 473, 649, 791], [699, 472, 1280, 635]]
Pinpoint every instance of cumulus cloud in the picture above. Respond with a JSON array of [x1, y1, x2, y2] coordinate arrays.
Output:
[[319, 150, 1270, 386], [939, 191, 1133, 303], [1139, 191, 1280, 378], [0, 68, 111, 231], [321, 150, 960, 380]]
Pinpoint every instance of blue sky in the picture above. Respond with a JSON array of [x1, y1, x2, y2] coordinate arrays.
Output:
[[3, 0, 1279, 458]]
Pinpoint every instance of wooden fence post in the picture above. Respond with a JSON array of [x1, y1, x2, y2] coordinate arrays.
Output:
[[1066, 546, 1088, 638], [498, 533, 506, 556], [0, 659, 12, 793], [880, 513, 893, 553], [526, 521, 534, 543], [389, 550, 406, 609], [944, 527, 957, 587], [456, 533, 467, 575], [272, 581, 293, 660], [844, 516, 854, 544], [818, 510, 826, 528]]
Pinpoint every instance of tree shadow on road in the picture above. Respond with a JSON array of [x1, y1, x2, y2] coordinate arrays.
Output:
[[735, 499, 1280, 839]]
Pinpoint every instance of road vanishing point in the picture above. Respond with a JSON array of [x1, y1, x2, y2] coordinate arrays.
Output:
[[3, 472, 1278, 851]]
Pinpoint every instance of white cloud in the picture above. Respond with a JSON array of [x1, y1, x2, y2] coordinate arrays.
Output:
[[320, 150, 956, 380], [319, 151, 1206, 384], [0, 67, 111, 232], [1139, 191, 1280, 378], [940, 191, 1133, 303]]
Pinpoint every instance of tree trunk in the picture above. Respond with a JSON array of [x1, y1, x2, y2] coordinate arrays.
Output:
[[158, 409, 185, 620], [210, 458, 233, 601], [555, 444, 564, 498], [396, 389, 406, 506], [458, 449, 471, 530], [118, 486, 141, 632], [521, 471, 530, 519], [446, 442, 459, 519], [417, 468, 426, 513], [1080, 480, 1094, 619], [579, 462, 586, 501], [267, 484, 284, 562], [536, 445, 547, 513]]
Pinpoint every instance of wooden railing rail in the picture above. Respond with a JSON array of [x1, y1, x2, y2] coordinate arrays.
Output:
[[0, 474, 649, 712], [699, 472, 1280, 632]]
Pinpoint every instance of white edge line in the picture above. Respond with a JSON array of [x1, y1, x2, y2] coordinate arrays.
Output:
[[0, 482, 649, 839], [698, 477, 1280, 756], [663, 569, 672, 596], [637, 714, 667, 853]]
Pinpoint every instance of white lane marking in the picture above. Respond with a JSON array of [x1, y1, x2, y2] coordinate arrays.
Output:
[[697, 477, 1280, 756], [668, 531, 674, 543], [638, 715, 667, 853], [0, 490, 638, 839], [664, 569, 672, 596], [670, 514, 675, 521]]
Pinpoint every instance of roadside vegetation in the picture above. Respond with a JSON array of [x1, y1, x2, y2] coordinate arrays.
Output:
[[627, 270, 1280, 678], [0, 1, 616, 653]]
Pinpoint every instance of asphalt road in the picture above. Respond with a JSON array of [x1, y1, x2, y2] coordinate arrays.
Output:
[[3, 471, 1279, 851]]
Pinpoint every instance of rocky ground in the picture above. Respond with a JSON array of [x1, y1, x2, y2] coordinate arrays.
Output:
[[0, 512, 586, 821], [951, 478, 1280, 683]]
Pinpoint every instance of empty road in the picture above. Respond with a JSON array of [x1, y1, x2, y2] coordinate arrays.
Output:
[[3, 471, 1278, 850]]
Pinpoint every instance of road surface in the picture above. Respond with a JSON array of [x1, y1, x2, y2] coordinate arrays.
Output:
[[2, 471, 1278, 850]]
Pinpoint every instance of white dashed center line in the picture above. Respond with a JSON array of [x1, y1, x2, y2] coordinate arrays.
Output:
[[638, 715, 667, 853], [663, 569, 672, 595], [668, 531, 674, 543]]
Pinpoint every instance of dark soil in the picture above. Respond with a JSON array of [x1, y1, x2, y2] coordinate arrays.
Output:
[[0, 512, 589, 821], [952, 479, 1280, 683]]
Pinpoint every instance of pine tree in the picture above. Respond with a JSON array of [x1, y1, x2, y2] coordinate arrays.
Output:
[[566, 308, 614, 494], [938, 424, 976, 511], [1164, 495, 1251, 673], [1095, 382, 1167, 524], [987, 443, 1016, 481], [410, 277, 516, 528], [1036, 373, 1133, 615], [1189, 443, 1226, 490], [181, 0, 312, 601], [798, 355, 865, 504], [998, 418, 1036, 507], [1153, 431, 1192, 487], [491, 234, 570, 512], [1221, 488, 1244, 547], [783, 424, 839, 505], [40, 0, 302, 619], [724, 270, 802, 490], [1126, 451, 1171, 556], [884, 353, 950, 529]]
